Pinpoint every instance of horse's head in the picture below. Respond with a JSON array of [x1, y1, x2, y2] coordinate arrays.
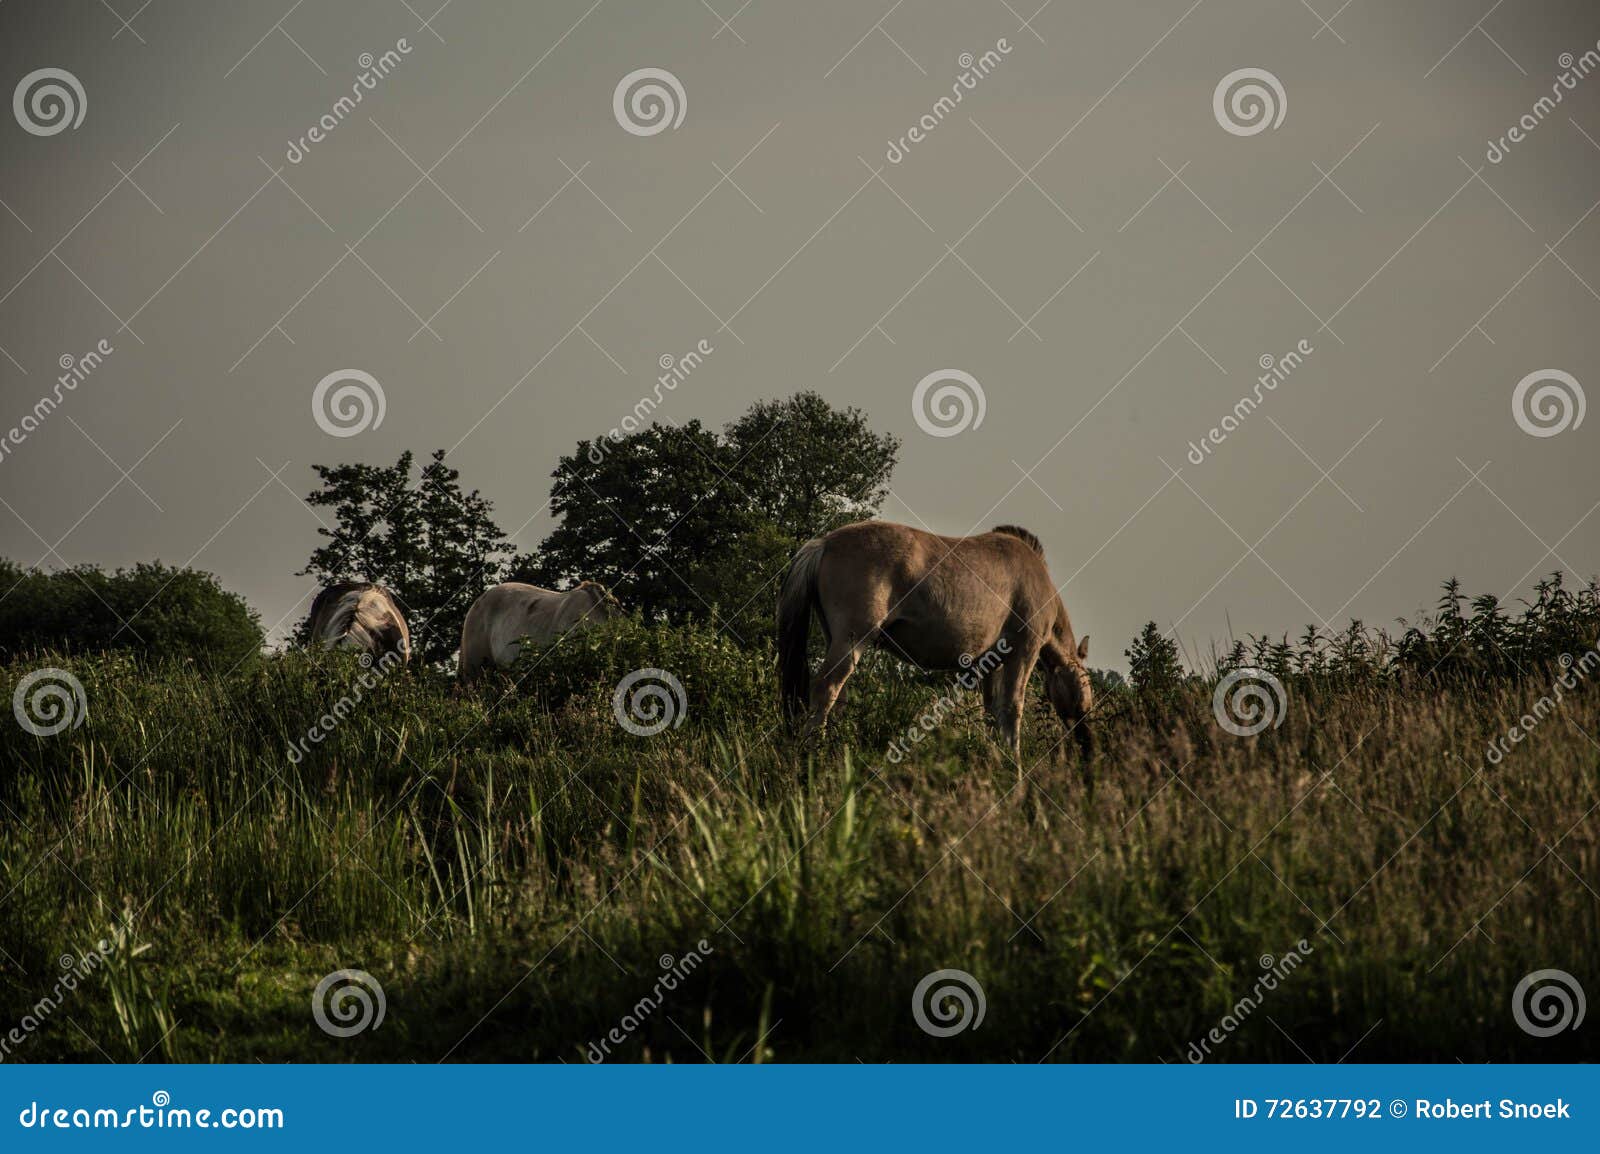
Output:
[[579, 580, 624, 622], [1047, 635, 1094, 759]]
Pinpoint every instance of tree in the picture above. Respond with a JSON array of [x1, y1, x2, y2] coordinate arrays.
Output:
[[1126, 621, 1185, 696], [528, 421, 764, 629], [529, 393, 900, 642], [0, 560, 262, 668], [298, 450, 517, 664], [724, 392, 899, 541]]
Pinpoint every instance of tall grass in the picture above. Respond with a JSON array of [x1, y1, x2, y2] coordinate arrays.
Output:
[[0, 602, 1596, 1062]]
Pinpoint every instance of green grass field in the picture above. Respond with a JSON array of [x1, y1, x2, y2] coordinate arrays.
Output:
[[1, 614, 1596, 1063]]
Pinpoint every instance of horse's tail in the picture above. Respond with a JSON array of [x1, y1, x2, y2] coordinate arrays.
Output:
[[778, 536, 826, 721]]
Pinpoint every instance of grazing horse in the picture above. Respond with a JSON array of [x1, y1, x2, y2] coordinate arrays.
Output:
[[306, 581, 411, 665], [458, 581, 622, 681], [777, 521, 1092, 762]]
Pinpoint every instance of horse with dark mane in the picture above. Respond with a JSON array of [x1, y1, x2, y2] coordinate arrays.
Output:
[[305, 581, 411, 665], [777, 520, 1092, 762]]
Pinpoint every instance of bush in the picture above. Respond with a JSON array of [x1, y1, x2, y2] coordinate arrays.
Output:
[[0, 560, 262, 669]]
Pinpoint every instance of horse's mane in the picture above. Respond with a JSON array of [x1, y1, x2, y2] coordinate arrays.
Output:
[[307, 580, 370, 627], [991, 525, 1044, 554]]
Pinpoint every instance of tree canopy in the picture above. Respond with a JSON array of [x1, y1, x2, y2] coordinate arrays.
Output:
[[528, 392, 899, 641], [298, 449, 517, 664], [0, 560, 262, 668]]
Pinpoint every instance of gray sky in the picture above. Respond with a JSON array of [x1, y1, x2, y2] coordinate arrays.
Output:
[[2, 0, 1597, 670]]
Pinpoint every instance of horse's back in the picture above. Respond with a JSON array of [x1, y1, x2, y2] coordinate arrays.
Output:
[[462, 582, 586, 673], [812, 521, 1045, 666]]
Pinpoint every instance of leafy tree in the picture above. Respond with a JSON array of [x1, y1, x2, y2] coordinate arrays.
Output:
[[0, 559, 262, 668], [1126, 621, 1185, 696], [528, 421, 762, 629], [298, 449, 517, 663], [723, 392, 899, 540], [530, 394, 899, 641]]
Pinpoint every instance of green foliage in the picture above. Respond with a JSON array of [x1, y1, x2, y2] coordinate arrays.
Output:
[[529, 392, 898, 636], [0, 559, 262, 668], [722, 391, 900, 541], [1126, 621, 1185, 696], [297, 449, 518, 664], [504, 615, 772, 730], [3, 598, 1597, 1062], [1212, 574, 1600, 691]]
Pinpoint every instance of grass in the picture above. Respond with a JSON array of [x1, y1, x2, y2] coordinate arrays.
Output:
[[0, 612, 1596, 1063]]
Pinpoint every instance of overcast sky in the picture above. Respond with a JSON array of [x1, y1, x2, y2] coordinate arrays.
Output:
[[2, 0, 1597, 670]]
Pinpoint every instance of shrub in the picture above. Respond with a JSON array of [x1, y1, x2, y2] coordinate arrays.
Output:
[[0, 560, 262, 669]]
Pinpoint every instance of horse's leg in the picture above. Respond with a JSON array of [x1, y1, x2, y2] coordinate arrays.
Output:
[[804, 634, 870, 738], [992, 651, 1038, 768], [980, 669, 1001, 735]]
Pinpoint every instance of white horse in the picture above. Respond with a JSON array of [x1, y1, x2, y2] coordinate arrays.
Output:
[[306, 582, 411, 664], [458, 581, 621, 680]]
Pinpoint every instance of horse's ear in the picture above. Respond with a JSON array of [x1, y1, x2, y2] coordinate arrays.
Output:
[[1076, 635, 1090, 660]]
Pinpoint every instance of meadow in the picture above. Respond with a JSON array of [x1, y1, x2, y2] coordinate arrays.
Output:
[[1, 587, 1597, 1063]]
